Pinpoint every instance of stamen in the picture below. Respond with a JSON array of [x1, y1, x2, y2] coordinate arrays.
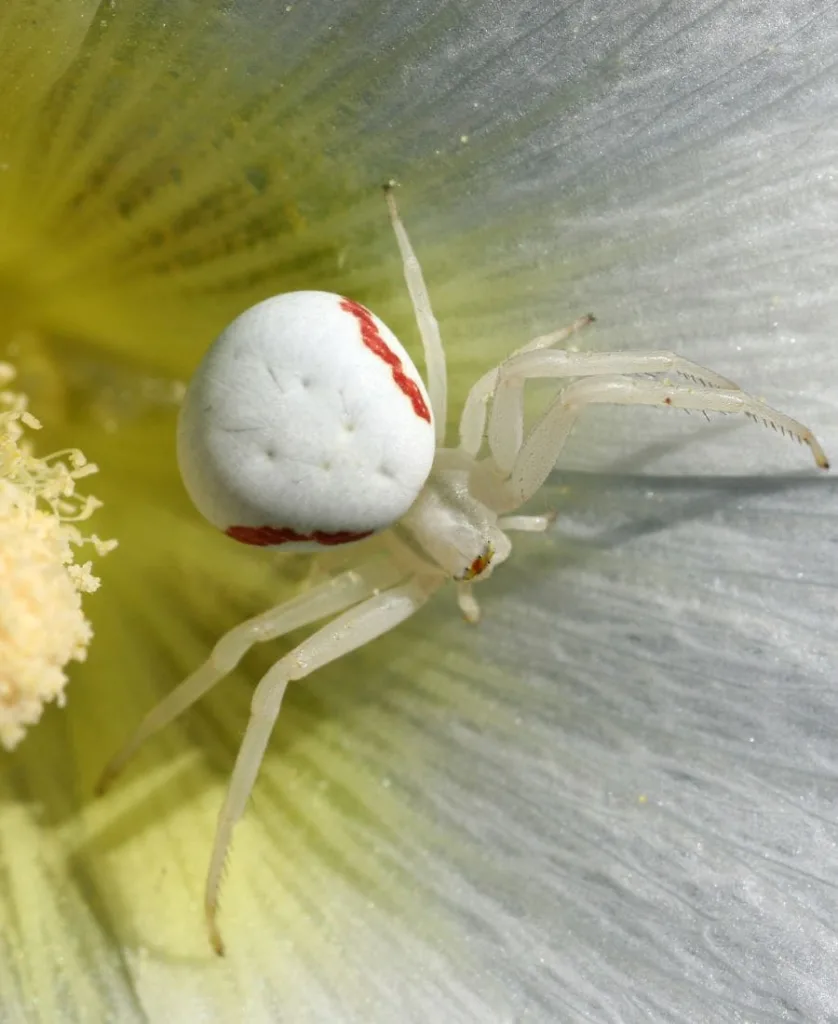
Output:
[[0, 364, 116, 749]]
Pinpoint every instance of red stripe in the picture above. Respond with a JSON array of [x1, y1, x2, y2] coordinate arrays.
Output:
[[339, 298, 431, 423], [226, 525, 373, 547]]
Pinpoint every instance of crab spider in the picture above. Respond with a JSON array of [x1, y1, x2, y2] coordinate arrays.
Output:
[[97, 184, 828, 955]]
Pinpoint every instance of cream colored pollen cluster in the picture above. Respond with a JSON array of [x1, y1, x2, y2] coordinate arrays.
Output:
[[0, 362, 116, 750]]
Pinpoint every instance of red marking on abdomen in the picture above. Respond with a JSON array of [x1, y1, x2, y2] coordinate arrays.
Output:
[[226, 525, 374, 547], [339, 297, 431, 423]]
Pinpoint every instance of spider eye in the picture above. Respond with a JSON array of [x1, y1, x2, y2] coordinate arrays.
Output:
[[459, 543, 494, 582]]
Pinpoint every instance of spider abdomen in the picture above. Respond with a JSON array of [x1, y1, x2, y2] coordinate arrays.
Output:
[[177, 290, 435, 550]]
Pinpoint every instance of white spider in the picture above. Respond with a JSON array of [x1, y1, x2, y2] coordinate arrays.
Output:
[[98, 184, 828, 954]]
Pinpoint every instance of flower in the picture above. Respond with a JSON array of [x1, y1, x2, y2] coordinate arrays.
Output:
[[2, 2, 837, 1022]]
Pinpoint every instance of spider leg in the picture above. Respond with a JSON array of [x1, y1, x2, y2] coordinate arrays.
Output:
[[497, 512, 557, 532], [95, 556, 407, 794], [456, 581, 481, 623], [384, 184, 447, 442], [458, 315, 595, 456], [205, 573, 441, 955], [487, 348, 743, 473], [483, 374, 828, 513]]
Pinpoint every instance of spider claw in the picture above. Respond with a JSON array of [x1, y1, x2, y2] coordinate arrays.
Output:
[[207, 913, 225, 957], [206, 878, 228, 956]]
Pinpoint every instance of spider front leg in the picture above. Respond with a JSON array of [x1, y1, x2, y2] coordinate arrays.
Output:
[[96, 554, 408, 795], [458, 314, 597, 457], [205, 572, 442, 955], [482, 373, 828, 513], [384, 183, 447, 442], [497, 512, 557, 532], [486, 347, 743, 473]]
